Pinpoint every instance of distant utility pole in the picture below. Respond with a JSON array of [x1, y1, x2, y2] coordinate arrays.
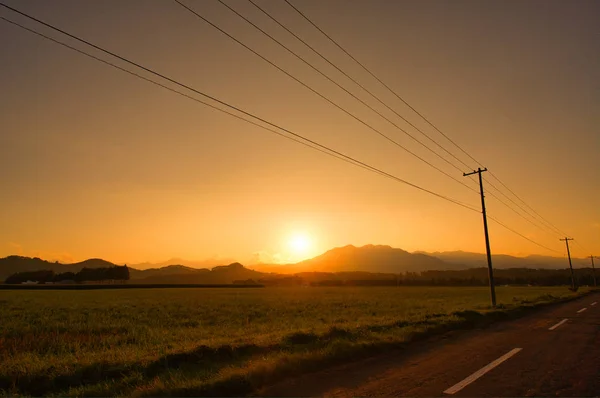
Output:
[[559, 238, 576, 290], [590, 255, 597, 287], [464, 167, 496, 307]]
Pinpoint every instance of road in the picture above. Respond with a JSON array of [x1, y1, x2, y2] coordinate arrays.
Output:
[[261, 292, 600, 397]]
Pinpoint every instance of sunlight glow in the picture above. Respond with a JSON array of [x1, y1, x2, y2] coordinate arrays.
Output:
[[288, 233, 312, 258]]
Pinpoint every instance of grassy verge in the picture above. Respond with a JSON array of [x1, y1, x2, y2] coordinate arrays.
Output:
[[0, 286, 593, 396], [137, 289, 594, 397]]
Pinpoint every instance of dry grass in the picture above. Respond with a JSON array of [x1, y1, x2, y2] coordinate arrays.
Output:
[[0, 286, 587, 396]]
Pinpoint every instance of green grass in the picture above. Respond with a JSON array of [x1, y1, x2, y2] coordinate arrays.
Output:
[[0, 286, 589, 396]]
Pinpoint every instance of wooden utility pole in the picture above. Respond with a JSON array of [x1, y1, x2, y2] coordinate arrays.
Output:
[[464, 167, 496, 307], [560, 237, 576, 290], [590, 255, 597, 287]]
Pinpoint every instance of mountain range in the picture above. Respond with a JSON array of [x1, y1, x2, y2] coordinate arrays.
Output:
[[423, 251, 582, 270], [252, 245, 455, 274], [0, 245, 583, 283]]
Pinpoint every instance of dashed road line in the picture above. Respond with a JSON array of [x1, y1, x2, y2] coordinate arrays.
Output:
[[548, 318, 569, 331], [443, 348, 522, 395], [591, 302, 597, 306], [577, 308, 587, 314]]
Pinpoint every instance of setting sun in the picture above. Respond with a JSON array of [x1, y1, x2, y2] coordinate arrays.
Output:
[[288, 233, 312, 258]]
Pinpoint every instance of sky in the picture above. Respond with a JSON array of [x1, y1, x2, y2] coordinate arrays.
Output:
[[1, 0, 599, 265]]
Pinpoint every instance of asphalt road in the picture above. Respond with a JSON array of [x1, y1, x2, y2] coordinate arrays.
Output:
[[261, 292, 600, 397]]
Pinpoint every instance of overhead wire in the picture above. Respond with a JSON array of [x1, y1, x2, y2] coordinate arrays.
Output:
[[0, 10, 478, 214], [238, 0, 566, 242], [0, 17, 375, 173], [484, 187, 561, 236], [483, 178, 562, 236], [245, 0, 476, 173], [283, 0, 481, 168], [283, 0, 571, 243], [217, 0, 472, 179], [487, 171, 570, 236], [572, 240, 591, 260], [173, 0, 479, 194], [487, 216, 561, 254], [0, 3, 564, 255]]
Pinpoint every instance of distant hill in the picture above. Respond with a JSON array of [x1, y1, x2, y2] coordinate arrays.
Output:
[[130, 257, 237, 270], [0, 256, 118, 280], [0, 256, 266, 285], [252, 245, 462, 274], [423, 251, 583, 269], [129, 263, 265, 284], [2, 245, 587, 284], [128, 264, 204, 280]]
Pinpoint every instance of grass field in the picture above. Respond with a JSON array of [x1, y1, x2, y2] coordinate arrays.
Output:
[[0, 286, 588, 396]]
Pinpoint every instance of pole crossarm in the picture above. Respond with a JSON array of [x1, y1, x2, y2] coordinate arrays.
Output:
[[463, 167, 488, 177]]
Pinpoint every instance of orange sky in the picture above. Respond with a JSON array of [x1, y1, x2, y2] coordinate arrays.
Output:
[[1, 0, 598, 265]]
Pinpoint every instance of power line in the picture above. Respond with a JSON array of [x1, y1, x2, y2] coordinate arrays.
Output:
[[0, 10, 477, 214], [0, 19, 350, 168], [173, 0, 479, 194], [483, 178, 561, 236], [246, 0, 475, 173], [284, 0, 571, 241], [283, 0, 480, 168], [484, 185, 561, 237], [219, 0, 470, 178], [486, 171, 570, 236], [572, 239, 589, 257], [213, 0, 567, 246], [488, 216, 561, 254], [268, 0, 568, 241], [0, 4, 562, 256]]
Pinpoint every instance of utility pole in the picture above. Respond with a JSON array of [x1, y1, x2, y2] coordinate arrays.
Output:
[[590, 255, 597, 287], [464, 167, 496, 307], [559, 238, 576, 290]]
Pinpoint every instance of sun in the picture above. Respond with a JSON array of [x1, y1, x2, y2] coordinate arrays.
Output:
[[288, 233, 312, 257]]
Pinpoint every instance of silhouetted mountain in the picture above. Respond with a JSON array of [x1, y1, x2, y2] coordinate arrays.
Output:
[[253, 245, 461, 274], [423, 251, 583, 269], [75, 258, 117, 269], [128, 264, 203, 280], [0, 256, 118, 280], [0, 255, 266, 285], [3, 246, 587, 285], [129, 262, 264, 284], [130, 258, 237, 270]]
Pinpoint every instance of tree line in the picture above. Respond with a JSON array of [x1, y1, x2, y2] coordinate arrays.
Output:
[[4, 266, 130, 284], [262, 267, 598, 287], [405, 268, 596, 287]]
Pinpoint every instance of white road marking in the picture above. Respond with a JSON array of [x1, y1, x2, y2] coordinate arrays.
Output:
[[443, 348, 522, 395], [577, 308, 587, 313], [591, 302, 597, 306], [548, 318, 569, 331]]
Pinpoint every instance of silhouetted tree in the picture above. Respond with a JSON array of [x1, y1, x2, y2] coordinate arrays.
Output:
[[53, 272, 76, 282], [5, 270, 55, 284]]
